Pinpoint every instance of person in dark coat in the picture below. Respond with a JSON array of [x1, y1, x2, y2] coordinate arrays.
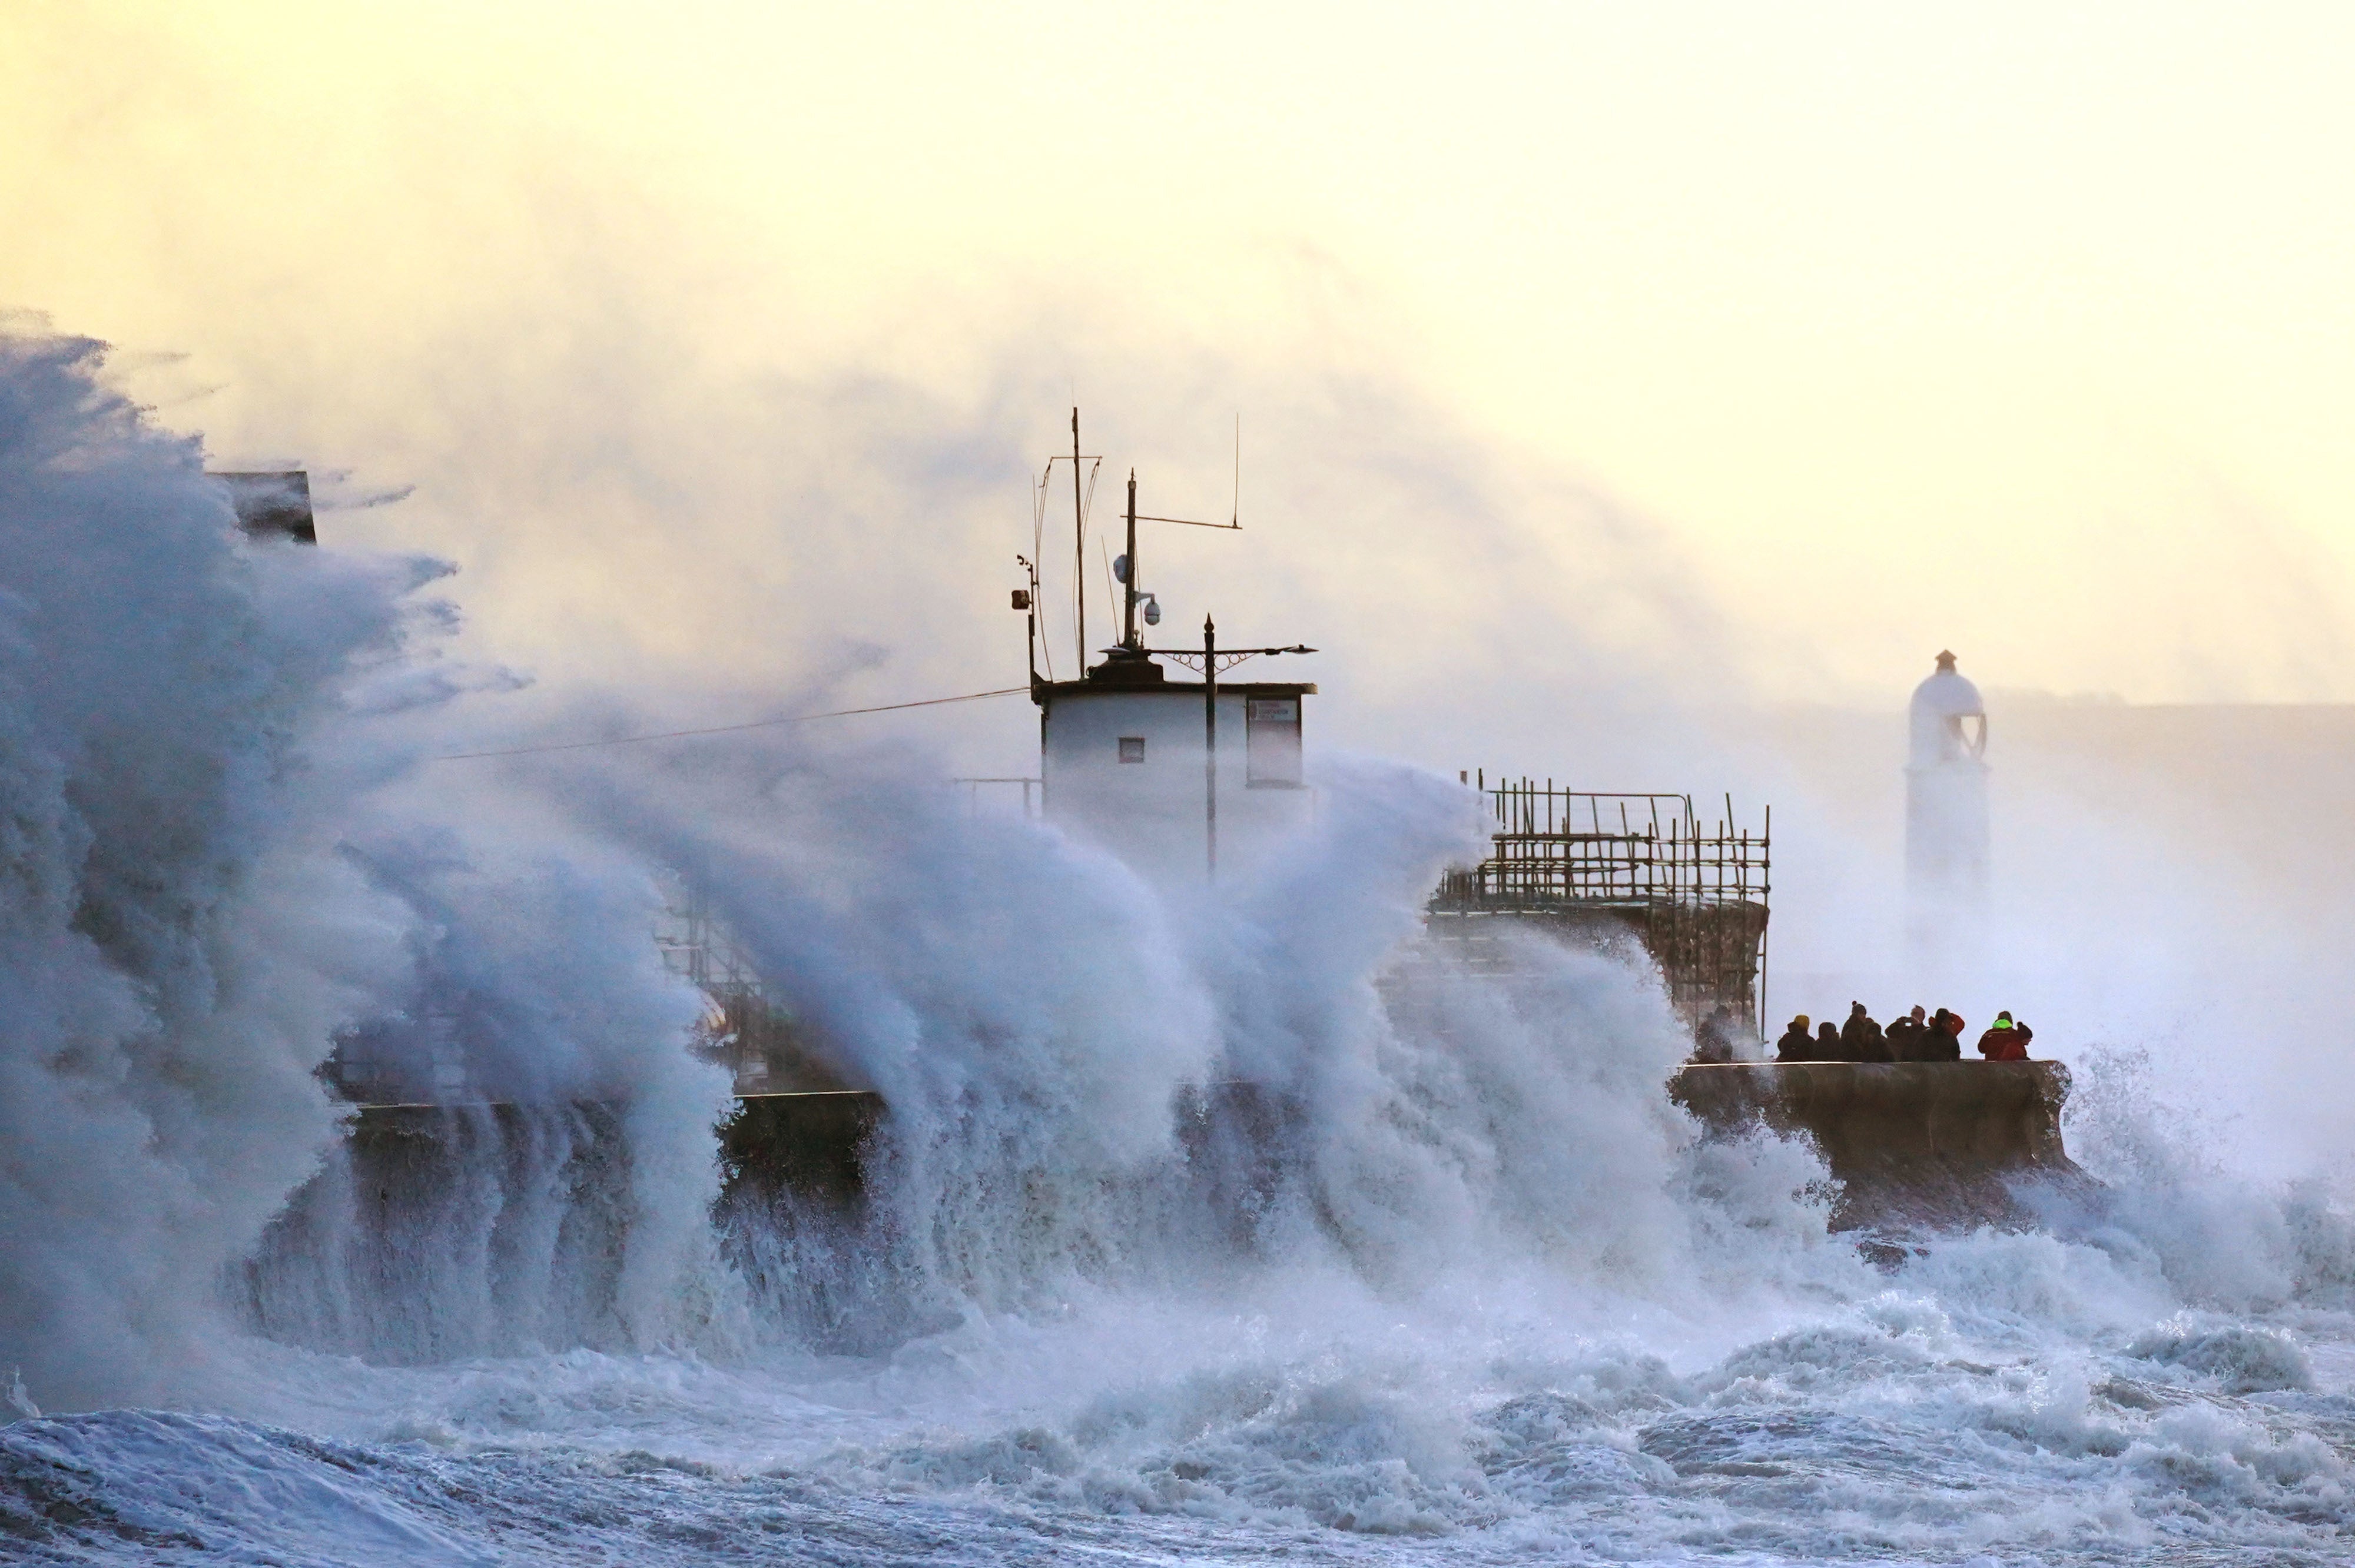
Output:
[[1840, 1001, 1890, 1063], [1816, 1021, 1844, 1059], [1924, 1008, 1964, 1061], [1885, 1005, 1928, 1061], [1775, 1015, 1815, 1062]]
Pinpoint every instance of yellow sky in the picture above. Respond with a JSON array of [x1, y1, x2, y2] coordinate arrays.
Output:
[[6, 1, 2354, 709]]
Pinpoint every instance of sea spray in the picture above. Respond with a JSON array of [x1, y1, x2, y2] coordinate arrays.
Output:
[[247, 1103, 648, 1363], [0, 328, 416, 1410], [517, 725, 1859, 1351], [2039, 1045, 2355, 1315], [0, 327, 734, 1407], [0, 328, 1854, 1394]]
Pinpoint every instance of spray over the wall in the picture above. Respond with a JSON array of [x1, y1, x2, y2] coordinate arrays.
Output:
[[0, 328, 734, 1408]]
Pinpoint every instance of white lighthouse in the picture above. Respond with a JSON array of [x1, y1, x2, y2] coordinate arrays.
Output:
[[1905, 650, 1989, 957]]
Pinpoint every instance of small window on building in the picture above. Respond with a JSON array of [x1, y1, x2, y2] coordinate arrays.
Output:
[[1118, 736, 1146, 763], [1246, 698, 1302, 786]]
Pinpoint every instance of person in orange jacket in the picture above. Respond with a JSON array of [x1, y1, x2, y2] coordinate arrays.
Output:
[[1978, 1011, 2030, 1061]]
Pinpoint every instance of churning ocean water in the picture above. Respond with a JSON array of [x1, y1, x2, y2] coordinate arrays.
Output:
[[10, 1180, 2355, 1568], [4, 327, 2353, 1566]]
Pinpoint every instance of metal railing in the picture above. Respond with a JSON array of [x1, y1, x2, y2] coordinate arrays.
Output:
[[949, 776, 1043, 818]]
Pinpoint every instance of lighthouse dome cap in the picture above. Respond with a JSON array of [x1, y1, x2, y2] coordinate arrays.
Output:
[[1909, 650, 1988, 766], [1910, 650, 1985, 719]]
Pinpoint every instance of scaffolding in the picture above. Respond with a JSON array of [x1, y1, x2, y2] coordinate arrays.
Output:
[[655, 893, 855, 1093], [1429, 778, 1772, 1031], [654, 888, 762, 994]]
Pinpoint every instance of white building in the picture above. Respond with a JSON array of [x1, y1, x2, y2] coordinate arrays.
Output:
[[1905, 650, 1990, 949], [1017, 418, 1316, 880], [1036, 646, 1314, 881]]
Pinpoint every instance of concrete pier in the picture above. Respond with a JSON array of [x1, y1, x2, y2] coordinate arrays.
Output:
[[346, 1091, 888, 1209], [325, 1063, 2086, 1250], [1670, 1060, 2088, 1231], [718, 1090, 885, 1207]]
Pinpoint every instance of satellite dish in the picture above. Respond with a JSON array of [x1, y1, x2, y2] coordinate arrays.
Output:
[[1112, 553, 1130, 584], [1143, 595, 1161, 626]]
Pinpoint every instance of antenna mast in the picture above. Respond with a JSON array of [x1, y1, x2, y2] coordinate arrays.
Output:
[[1122, 470, 1140, 649], [1047, 407, 1236, 674]]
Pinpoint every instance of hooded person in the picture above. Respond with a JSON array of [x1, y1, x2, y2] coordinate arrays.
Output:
[[1840, 1001, 1890, 1063], [1775, 1015, 1816, 1062], [1979, 1011, 2028, 1061], [1925, 1008, 1964, 1061], [1816, 1021, 1844, 1059]]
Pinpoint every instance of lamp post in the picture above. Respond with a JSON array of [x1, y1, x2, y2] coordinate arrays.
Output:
[[1139, 626, 1314, 885], [1203, 615, 1218, 880]]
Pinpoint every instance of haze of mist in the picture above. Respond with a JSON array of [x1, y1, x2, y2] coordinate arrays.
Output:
[[5, 5, 2355, 1566]]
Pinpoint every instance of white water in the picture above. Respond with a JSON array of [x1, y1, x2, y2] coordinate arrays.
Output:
[[4, 330, 2354, 1564]]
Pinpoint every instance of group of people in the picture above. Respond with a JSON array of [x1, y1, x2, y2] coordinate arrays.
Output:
[[1685, 1002, 2037, 1065], [1773, 1002, 2032, 1063]]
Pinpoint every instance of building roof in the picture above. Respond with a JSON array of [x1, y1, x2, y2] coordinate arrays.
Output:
[[1031, 676, 1316, 706]]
